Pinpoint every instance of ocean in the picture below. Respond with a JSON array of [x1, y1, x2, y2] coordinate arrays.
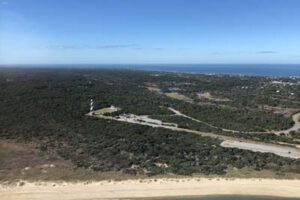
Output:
[[1, 64, 300, 77], [127, 64, 300, 77]]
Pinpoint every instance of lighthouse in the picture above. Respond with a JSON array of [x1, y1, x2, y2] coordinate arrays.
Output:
[[90, 99, 94, 112]]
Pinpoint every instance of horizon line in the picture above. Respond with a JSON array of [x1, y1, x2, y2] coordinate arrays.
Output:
[[1, 63, 300, 66]]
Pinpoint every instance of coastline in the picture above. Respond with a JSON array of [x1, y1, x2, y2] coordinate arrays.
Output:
[[1, 178, 300, 200]]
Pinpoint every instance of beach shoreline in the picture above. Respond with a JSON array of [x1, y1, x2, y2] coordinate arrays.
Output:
[[1, 178, 300, 200]]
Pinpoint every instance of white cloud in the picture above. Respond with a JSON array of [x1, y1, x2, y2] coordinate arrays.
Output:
[[257, 51, 277, 54], [33, 44, 138, 50]]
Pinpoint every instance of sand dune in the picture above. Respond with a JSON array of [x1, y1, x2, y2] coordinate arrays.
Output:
[[1, 178, 300, 200]]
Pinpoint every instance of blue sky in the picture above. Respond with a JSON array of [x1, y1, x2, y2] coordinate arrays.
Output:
[[1, 0, 300, 64]]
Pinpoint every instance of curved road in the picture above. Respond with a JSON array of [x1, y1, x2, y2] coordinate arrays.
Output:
[[88, 112, 300, 159], [273, 112, 300, 135], [169, 107, 300, 135]]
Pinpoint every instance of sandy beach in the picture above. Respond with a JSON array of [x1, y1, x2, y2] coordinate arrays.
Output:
[[1, 178, 300, 200]]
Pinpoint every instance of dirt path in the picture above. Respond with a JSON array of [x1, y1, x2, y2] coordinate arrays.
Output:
[[169, 107, 300, 135], [168, 107, 238, 132], [88, 113, 300, 159], [273, 112, 300, 135]]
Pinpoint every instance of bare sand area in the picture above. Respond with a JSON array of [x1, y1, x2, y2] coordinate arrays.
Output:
[[221, 140, 300, 159], [1, 178, 300, 200]]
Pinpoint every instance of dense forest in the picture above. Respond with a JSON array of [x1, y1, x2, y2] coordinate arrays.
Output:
[[0, 68, 300, 176]]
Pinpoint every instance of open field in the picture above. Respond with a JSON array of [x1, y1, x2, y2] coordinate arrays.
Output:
[[94, 107, 120, 115], [197, 92, 230, 102], [1, 178, 300, 200], [146, 86, 162, 93], [165, 92, 193, 103]]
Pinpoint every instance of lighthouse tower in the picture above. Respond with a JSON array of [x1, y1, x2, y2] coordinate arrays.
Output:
[[90, 99, 94, 112]]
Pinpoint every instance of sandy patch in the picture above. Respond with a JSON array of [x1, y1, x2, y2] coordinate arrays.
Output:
[[1, 178, 300, 200]]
